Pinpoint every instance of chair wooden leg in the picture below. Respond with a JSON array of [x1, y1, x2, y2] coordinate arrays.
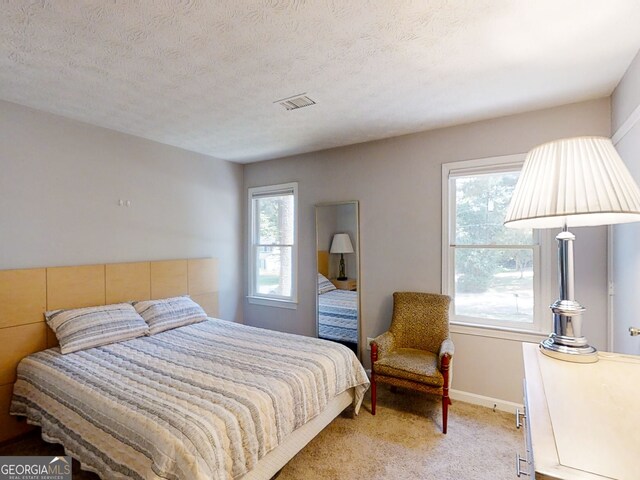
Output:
[[442, 394, 449, 434], [371, 343, 378, 415], [371, 376, 377, 415], [441, 353, 452, 434]]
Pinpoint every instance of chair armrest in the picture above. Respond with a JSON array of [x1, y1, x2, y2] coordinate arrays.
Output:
[[439, 337, 455, 368], [371, 331, 395, 360]]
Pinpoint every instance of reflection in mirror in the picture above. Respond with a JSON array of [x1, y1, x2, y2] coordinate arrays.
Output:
[[316, 202, 360, 357]]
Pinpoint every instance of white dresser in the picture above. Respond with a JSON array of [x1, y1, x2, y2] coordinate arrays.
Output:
[[519, 343, 640, 479]]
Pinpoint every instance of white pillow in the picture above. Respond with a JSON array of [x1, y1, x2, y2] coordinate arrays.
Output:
[[46, 303, 149, 354], [133, 296, 207, 335], [318, 273, 337, 294]]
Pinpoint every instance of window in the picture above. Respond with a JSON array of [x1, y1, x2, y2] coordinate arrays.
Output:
[[248, 183, 298, 307], [442, 155, 548, 334]]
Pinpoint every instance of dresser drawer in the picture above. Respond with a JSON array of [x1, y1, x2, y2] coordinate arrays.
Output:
[[515, 380, 535, 477]]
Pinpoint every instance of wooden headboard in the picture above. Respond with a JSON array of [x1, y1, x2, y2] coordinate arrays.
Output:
[[317, 250, 329, 277], [0, 258, 218, 442]]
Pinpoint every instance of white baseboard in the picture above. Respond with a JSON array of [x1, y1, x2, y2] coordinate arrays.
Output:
[[450, 389, 522, 414]]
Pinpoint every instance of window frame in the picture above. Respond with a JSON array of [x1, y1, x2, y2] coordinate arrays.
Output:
[[247, 182, 298, 309], [441, 154, 552, 338]]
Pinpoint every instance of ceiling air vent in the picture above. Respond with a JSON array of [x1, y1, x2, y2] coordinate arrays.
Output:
[[274, 93, 316, 111]]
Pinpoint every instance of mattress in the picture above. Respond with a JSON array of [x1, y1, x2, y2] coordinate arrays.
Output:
[[11, 318, 369, 480], [318, 289, 358, 344]]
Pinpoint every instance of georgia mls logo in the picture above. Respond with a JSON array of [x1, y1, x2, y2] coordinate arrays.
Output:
[[0, 455, 71, 480], [49, 457, 69, 471]]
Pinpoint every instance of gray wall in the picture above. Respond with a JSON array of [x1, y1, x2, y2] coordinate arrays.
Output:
[[612, 49, 640, 134], [244, 98, 611, 404], [0, 100, 244, 323], [611, 49, 640, 355], [316, 207, 338, 251]]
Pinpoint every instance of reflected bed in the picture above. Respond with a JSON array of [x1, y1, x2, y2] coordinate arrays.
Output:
[[318, 289, 358, 344]]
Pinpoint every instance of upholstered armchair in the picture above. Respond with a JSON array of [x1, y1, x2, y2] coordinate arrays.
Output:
[[370, 292, 454, 433]]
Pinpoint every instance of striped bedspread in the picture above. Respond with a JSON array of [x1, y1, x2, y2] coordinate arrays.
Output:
[[11, 319, 369, 480], [318, 289, 358, 343]]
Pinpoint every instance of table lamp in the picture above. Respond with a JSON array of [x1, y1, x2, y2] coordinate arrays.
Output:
[[330, 233, 354, 281], [504, 136, 640, 362]]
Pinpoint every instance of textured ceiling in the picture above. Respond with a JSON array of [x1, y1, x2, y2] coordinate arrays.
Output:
[[1, 1, 640, 163]]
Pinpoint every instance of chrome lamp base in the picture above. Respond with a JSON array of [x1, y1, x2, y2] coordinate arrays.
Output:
[[540, 227, 598, 363], [540, 334, 598, 363]]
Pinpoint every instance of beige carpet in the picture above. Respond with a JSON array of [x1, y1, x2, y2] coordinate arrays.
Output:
[[0, 387, 522, 479], [279, 386, 521, 480]]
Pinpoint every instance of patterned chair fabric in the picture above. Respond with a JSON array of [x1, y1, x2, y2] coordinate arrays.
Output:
[[373, 348, 443, 386], [371, 292, 454, 433], [389, 292, 450, 353]]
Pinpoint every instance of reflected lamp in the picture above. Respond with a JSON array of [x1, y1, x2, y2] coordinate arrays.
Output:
[[505, 136, 640, 362], [330, 233, 354, 281]]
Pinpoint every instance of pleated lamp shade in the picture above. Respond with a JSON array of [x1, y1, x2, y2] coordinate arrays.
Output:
[[505, 136, 640, 229], [330, 233, 354, 254]]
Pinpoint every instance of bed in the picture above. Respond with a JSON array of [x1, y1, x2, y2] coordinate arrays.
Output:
[[318, 289, 359, 344], [11, 318, 369, 480], [2, 258, 368, 480]]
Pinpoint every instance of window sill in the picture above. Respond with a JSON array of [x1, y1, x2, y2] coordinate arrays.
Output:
[[247, 296, 298, 310], [450, 322, 550, 343]]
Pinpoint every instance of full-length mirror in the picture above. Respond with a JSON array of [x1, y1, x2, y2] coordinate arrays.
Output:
[[315, 201, 360, 357]]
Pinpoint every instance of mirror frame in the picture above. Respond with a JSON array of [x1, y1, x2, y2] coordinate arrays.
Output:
[[315, 201, 361, 359]]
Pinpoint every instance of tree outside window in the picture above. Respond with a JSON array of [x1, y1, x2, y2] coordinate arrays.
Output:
[[249, 183, 297, 305], [444, 160, 542, 331], [255, 194, 294, 297]]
